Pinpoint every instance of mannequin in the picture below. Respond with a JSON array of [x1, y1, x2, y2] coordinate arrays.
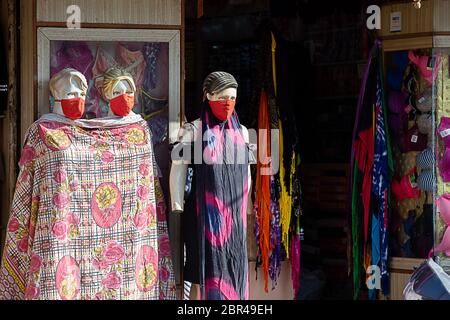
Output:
[[99, 67, 176, 299], [49, 68, 88, 120], [101, 67, 136, 117], [0, 69, 176, 300], [170, 71, 252, 300]]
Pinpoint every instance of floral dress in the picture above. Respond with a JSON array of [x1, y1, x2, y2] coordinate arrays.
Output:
[[0, 114, 176, 300]]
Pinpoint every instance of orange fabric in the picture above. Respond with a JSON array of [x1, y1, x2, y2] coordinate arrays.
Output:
[[254, 90, 271, 292]]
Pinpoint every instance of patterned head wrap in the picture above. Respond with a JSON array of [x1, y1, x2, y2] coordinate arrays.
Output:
[[102, 67, 136, 101], [49, 68, 88, 99], [202, 71, 238, 101]]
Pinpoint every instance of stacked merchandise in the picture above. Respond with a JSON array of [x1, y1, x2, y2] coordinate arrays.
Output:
[[432, 52, 450, 267], [386, 49, 435, 262], [351, 41, 393, 300], [252, 27, 303, 299]]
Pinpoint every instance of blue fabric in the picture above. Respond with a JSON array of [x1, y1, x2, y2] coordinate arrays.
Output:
[[372, 73, 390, 296], [387, 51, 408, 91], [196, 106, 250, 300]]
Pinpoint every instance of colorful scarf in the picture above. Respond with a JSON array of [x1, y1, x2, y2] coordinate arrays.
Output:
[[351, 41, 393, 299], [254, 90, 272, 293], [196, 105, 250, 300]]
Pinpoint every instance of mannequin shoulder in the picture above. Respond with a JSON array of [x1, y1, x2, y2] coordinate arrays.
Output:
[[240, 124, 249, 144], [177, 118, 201, 143]]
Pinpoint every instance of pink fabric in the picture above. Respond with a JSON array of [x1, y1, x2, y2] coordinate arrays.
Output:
[[432, 194, 450, 257], [439, 148, 450, 182], [408, 51, 439, 86], [391, 168, 421, 201], [438, 117, 450, 148], [437, 194, 450, 226]]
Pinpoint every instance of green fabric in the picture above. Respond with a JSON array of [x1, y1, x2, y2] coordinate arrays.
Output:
[[352, 160, 361, 300]]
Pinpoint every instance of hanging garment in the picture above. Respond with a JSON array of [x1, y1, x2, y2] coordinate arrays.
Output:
[[254, 90, 272, 293], [195, 106, 251, 300], [351, 41, 393, 299], [0, 113, 175, 300], [370, 69, 392, 298], [50, 41, 94, 80]]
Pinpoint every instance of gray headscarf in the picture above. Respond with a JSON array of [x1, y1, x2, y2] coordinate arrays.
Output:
[[202, 71, 238, 101]]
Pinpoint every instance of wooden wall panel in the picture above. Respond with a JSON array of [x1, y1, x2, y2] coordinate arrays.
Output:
[[1, 0, 18, 256], [434, 0, 450, 32], [36, 0, 182, 26], [387, 258, 423, 300], [380, 0, 433, 38], [382, 36, 433, 51], [20, 0, 35, 145]]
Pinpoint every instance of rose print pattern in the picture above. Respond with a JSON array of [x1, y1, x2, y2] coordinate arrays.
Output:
[[91, 182, 122, 229], [50, 169, 80, 242], [8, 197, 39, 254], [19, 146, 36, 167], [123, 125, 147, 145], [131, 162, 155, 233], [92, 241, 125, 300], [24, 253, 42, 300], [0, 118, 169, 300], [135, 245, 158, 292], [55, 256, 81, 300], [88, 141, 115, 163], [38, 122, 72, 151]]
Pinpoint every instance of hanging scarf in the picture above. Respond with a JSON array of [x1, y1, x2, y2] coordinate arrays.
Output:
[[254, 90, 272, 292], [351, 42, 377, 299], [279, 120, 293, 255], [196, 105, 250, 300], [351, 41, 393, 299], [290, 153, 302, 298]]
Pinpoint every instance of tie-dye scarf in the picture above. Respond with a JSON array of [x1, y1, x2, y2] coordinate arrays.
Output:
[[196, 106, 250, 300]]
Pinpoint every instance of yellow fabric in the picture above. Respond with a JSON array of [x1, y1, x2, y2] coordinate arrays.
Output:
[[279, 119, 293, 256], [271, 32, 277, 97]]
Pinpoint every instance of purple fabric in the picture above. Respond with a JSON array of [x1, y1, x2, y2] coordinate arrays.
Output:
[[350, 41, 379, 206], [290, 233, 300, 299], [269, 176, 282, 290], [387, 91, 409, 147], [51, 42, 94, 79], [439, 148, 450, 182], [400, 124, 427, 153], [438, 117, 450, 148]]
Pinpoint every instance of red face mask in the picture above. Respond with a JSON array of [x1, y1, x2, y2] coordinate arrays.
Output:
[[56, 97, 85, 120], [209, 99, 236, 121], [110, 94, 135, 116]]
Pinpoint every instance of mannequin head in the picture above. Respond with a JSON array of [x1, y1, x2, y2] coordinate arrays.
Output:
[[49, 68, 88, 120], [202, 71, 238, 121], [102, 68, 136, 117]]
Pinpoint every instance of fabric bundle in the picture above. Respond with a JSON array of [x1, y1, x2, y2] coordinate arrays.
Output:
[[351, 41, 393, 299], [0, 113, 176, 300], [253, 28, 303, 298]]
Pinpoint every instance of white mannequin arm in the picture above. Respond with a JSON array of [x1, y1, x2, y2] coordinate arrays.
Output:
[[242, 125, 252, 196], [169, 120, 198, 213], [170, 162, 188, 213]]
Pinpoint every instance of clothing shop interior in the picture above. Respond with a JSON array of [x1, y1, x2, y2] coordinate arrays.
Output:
[[0, 0, 450, 301]]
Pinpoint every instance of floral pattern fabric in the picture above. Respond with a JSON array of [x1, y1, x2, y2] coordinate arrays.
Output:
[[0, 117, 176, 300]]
